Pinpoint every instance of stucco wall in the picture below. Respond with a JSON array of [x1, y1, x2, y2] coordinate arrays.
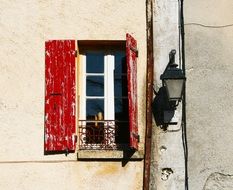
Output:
[[0, 1, 146, 189], [151, 0, 185, 189], [185, 0, 233, 189]]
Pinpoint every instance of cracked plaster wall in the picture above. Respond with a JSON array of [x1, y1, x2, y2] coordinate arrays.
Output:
[[204, 172, 233, 190], [185, 0, 233, 189], [152, 0, 233, 190]]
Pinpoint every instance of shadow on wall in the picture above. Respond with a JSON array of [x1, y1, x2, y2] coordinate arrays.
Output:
[[152, 86, 176, 130], [76, 149, 139, 167], [44, 150, 75, 156]]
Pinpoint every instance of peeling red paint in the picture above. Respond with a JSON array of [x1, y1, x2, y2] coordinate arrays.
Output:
[[45, 40, 76, 152], [126, 34, 138, 150]]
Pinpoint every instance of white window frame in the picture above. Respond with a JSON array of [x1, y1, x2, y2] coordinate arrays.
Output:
[[79, 52, 115, 120], [79, 51, 118, 149]]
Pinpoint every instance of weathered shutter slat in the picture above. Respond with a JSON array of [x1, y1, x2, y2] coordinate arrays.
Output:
[[45, 40, 76, 153], [126, 34, 139, 150]]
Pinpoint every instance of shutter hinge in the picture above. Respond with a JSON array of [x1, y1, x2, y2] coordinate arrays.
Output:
[[65, 147, 69, 156], [130, 47, 138, 57], [74, 134, 78, 143], [133, 133, 140, 142], [137, 135, 140, 142]]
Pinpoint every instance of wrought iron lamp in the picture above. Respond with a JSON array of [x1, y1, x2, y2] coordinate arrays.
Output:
[[160, 49, 186, 103]]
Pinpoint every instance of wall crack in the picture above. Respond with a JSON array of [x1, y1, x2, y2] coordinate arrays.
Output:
[[203, 172, 233, 190]]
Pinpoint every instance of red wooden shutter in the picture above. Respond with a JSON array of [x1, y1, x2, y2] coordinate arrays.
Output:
[[126, 34, 139, 150], [45, 40, 76, 153]]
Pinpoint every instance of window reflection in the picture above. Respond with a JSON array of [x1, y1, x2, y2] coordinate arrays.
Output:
[[86, 99, 104, 120], [86, 76, 104, 96], [86, 52, 104, 73], [114, 76, 128, 97], [114, 52, 126, 74], [86, 99, 104, 144]]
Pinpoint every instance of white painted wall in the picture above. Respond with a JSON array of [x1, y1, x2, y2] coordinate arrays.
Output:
[[0, 1, 147, 189]]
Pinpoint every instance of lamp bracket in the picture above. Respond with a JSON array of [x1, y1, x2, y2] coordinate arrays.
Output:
[[168, 49, 178, 68]]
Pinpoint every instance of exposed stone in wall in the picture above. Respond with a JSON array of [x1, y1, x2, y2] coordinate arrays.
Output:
[[203, 172, 233, 190], [161, 168, 173, 181]]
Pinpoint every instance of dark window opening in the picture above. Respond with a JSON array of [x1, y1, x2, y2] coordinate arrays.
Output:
[[78, 42, 130, 150]]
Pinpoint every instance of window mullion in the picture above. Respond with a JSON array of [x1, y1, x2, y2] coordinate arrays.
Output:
[[80, 55, 86, 120], [86, 73, 104, 76], [86, 96, 104, 99], [105, 54, 115, 120]]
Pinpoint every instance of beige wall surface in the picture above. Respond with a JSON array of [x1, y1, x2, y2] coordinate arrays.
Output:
[[0, 1, 146, 189], [185, 0, 233, 189]]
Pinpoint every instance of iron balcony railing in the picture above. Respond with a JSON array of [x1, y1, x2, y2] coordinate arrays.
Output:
[[78, 120, 119, 150]]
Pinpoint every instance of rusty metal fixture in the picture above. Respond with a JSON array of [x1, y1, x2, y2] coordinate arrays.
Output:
[[78, 120, 119, 150], [143, 0, 154, 189]]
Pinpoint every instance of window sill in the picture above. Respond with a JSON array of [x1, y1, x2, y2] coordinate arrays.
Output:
[[77, 150, 144, 160]]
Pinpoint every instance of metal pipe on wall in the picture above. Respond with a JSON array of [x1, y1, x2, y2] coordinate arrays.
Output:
[[143, 0, 154, 189]]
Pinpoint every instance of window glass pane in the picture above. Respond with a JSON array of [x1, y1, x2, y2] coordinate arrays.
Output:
[[86, 76, 104, 96], [114, 52, 126, 74], [86, 99, 104, 120], [86, 52, 104, 73], [114, 76, 128, 97], [115, 98, 129, 121]]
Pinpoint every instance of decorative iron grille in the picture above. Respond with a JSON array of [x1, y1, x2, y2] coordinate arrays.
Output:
[[78, 120, 118, 150]]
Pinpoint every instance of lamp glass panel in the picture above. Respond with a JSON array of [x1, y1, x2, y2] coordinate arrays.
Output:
[[164, 79, 184, 100]]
